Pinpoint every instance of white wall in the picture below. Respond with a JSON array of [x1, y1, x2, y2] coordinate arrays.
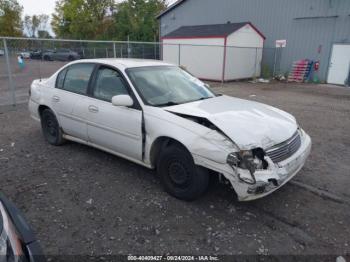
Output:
[[162, 38, 225, 81], [225, 24, 264, 80], [162, 43, 180, 65], [162, 24, 264, 81]]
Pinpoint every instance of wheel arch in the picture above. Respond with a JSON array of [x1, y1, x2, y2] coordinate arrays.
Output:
[[37, 105, 62, 126], [149, 136, 192, 169], [38, 104, 52, 117]]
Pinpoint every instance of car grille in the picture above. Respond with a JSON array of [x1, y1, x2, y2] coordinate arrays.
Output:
[[265, 131, 302, 163]]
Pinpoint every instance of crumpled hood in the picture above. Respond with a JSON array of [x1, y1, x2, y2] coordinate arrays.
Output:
[[165, 95, 298, 150]]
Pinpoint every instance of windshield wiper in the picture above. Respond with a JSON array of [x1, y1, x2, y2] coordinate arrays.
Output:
[[197, 96, 213, 101], [184, 96, 214, 104], [155, 101, 180, 107], [155, 97, 213, 107]]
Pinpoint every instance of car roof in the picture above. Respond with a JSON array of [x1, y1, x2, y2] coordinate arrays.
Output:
[[70, 58, 175, 70]]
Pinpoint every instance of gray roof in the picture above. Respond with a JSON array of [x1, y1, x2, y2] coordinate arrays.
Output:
[[163, 22, 265, 39]]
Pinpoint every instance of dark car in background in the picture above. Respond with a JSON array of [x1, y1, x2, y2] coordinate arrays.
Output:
[[30, 50, 47, 60], [0, 192, 44, 262], [42, 48, 80, 61]]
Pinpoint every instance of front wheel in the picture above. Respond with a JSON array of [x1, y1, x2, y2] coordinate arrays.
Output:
[[40, 109, 65, 146], [157, 144, 209, 201]]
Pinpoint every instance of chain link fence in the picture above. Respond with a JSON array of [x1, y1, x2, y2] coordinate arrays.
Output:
[[0, 37, 281, 111]]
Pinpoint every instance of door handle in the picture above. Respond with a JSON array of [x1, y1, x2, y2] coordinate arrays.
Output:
[[52, 95, 60, 103], [88, 105, 99, 113]]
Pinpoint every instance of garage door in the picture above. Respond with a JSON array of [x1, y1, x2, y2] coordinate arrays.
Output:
[[327, 44, 350, 85]]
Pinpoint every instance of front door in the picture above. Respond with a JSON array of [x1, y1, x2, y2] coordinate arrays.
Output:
[[327, 44, 350, 85], [86, 65, 143, 161]]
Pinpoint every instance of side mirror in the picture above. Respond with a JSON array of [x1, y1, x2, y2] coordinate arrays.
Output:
[[112, 95, 134, 107]]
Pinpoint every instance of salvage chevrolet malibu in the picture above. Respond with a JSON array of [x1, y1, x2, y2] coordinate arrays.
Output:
[[29, 59, 312, 201]]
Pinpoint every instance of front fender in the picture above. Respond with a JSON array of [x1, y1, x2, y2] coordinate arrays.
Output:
[[143, 107, 238, 167]]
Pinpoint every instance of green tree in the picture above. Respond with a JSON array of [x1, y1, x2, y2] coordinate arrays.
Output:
[[51, 0, 167, 41], [113, 0, 167, 41], [51, 0, 115, 39], [23, 14, 49, 37], [0, 0, 23, 37]]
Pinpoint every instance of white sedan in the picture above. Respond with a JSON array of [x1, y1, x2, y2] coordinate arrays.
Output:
[[29, 59, 312, 201]]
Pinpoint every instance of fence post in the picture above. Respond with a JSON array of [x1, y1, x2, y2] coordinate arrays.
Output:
[[254, 48, 258, 79], [3, 38, 16, 107], [93, 48, 96, 58], [222, 45, 227, 84], [120, 45, 123, 58], [273, 47, 277, 78], [178, 44, 181, 66], [154, 43, 157, 60], [113, 43, 116, 58], [106, 48, 108, 58], [127, 36, 130, 58]]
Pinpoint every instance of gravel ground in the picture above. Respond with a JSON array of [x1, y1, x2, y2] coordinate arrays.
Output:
[[0, 79, 350, 259]]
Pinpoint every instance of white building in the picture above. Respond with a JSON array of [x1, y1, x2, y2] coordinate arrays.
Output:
[[162, 22, 265, 81]]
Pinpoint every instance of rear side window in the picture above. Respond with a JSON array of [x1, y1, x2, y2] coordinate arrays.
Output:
[[63, 64, 95, 95], [56, 68, 67, 89]]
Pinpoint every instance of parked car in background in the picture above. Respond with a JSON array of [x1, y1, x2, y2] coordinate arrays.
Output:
[[42, 48, 80, 61], [0, 49, 4, 56], [30, 49, 44, 60], [0, 192, 44, 262], [17, 50, 31, 59], [28, 59, 311, 201], [76, 50, 85, 59]]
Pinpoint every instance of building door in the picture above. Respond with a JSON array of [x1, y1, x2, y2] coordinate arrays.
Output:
[[327, 44, 350, 85]]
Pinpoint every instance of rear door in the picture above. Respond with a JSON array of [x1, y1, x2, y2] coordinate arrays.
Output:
[[51, 63, 95, 141], [327, 44, 350, 85], [86, 65, 143, 160]]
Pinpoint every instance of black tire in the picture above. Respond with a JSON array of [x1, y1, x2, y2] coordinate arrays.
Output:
[[40, 109, 65, 146], [157, 144, 209, 201], [68, 55, 74, 61], [43, 55, 51, 61]]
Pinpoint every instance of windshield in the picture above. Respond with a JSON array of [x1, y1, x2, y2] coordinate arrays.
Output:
[[126, 66, 215, 107]]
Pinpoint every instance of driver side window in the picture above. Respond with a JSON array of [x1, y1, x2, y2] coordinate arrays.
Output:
[[93, 67, 129, 102]]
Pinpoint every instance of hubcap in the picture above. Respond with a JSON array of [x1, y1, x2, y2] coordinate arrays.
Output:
[[168, 162, 190, 186]]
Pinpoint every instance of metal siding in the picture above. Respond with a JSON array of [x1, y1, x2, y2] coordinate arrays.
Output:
[[160, 0, 350, 81]]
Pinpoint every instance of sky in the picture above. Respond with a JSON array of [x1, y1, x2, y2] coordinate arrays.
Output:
[[17, 0, 177, 17]]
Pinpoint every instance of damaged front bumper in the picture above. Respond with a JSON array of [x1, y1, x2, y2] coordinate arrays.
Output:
[[232, 131, 312, 201], [193, 130, 312, 201]]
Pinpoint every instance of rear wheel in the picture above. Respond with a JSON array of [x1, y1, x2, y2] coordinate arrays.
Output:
[[43, 55, 51, 61], [157, 144, 209, 201], [40, 109, 65, 146]]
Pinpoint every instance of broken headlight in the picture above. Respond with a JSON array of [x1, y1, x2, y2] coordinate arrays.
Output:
[[0, 202, 26, 262], [227, 149, 268, 184], [227, 149, 268, 169]]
